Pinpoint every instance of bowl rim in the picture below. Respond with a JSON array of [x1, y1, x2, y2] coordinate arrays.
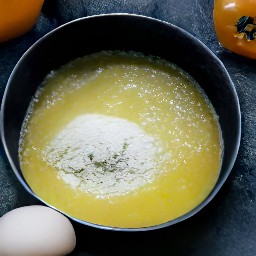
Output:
[[0, 13, 241, 232]]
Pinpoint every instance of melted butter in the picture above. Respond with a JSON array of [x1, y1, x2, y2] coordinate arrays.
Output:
[[19, 51, 223, 228]]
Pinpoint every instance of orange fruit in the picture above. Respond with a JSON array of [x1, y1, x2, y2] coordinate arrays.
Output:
[[0, 0, 45, 43], [213, 0, 256, 59]]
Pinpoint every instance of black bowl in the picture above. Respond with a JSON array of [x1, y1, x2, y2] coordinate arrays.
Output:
[[0, 13, 241, 231]]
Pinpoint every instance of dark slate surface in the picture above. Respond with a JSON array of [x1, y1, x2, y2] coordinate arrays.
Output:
[[0, 0, 256, 255]]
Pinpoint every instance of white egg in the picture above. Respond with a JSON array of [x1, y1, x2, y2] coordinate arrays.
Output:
[[0, 205, 76, 256]]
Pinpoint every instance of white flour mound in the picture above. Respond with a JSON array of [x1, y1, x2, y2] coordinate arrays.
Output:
[[43, 114, 164, 198]]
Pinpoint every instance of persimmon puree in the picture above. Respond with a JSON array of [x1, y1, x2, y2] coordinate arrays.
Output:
[[19, 51, 223, 228]]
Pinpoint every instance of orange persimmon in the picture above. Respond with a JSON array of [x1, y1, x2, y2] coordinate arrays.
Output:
[[213, 0, 256, 59], [0, 0, 45, 43]]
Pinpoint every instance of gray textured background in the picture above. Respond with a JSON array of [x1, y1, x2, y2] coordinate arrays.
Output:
[[0, 0, 256, 255]]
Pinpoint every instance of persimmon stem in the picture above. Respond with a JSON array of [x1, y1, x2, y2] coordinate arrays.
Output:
[[235, 16, 256, 40]]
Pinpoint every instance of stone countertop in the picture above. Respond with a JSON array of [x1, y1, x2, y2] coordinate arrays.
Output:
[[0, 0, 255, 255]]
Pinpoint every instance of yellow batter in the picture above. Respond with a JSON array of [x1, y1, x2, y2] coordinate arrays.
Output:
[[19, 51, 223, 228]]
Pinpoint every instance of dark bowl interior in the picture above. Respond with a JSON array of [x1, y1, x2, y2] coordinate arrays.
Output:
[[0, 14, 241, 231]]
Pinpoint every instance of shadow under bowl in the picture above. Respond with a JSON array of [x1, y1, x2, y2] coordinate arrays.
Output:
[[0, 13, 241, 231]]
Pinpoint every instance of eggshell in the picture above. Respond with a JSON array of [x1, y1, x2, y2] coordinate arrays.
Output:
[[0, 205, 76, 255]]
